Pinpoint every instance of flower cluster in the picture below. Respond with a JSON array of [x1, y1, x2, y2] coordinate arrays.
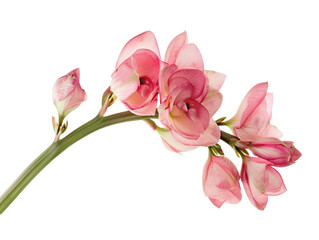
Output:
[[111, 31, 224, 151], [52, 31, 301, 210]]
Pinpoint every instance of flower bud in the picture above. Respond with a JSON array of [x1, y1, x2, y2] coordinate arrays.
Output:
[[238, 138, 302, 167], [202, 156, 241, 208], [52, 68, 87, 119], [241, 156, 286, 210]]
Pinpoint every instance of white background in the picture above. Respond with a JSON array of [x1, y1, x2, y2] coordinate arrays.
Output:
[[0, 0, 318, 239]]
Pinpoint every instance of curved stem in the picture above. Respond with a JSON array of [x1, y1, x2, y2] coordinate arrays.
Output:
[[0, 111, 157, 214]]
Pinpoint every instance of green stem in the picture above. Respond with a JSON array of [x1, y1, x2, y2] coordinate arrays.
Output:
[[0, 111, 157, 214], [220, 130, 239, 145]]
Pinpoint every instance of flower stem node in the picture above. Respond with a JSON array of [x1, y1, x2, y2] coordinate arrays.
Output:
[[99, 87, 117, 116]]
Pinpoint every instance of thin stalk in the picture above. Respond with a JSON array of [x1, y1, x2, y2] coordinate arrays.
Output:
[[0, 111, 157, 214]]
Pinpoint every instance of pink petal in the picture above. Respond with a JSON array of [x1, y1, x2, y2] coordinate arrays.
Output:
[[131, 49, 160, 84], [261, 124, 283, 139], [172, 119, 220, 146], [111, 64, 139, 101], [264, 166, 287, 196], [116, 31, 160, 68], [169, 81, 193, 106], [241, 163, 268, 210], [209, 198, 225, 208], [175, 44, 204, 71], [205, 70, 226, 91], [200, 89, 223, 117], [203, 156, 241, 207], [63, 86, 87, 112], [159, 64, 178, 102], [291, 146, 302, 162], [157, 127, 197, 153], [234, 93, 275, 141], [129, 96, 158, 116], [165, 31, 188, 64], [170, 100, 209, 138], [158, 103, 171, 129], [168, 69, 206, 99], [232, 82, 268, 128], [53, 69, 79, 102]]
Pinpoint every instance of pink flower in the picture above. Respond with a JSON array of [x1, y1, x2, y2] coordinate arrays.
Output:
[[227, 82, 282, 141], [239, 138, 301, 167], [202, 156, 241, 208], [157, 32, 224, 147], [158, 69, 222, 147], [241, 156, 286, 210], [52, 68, 87, 118], [111, 31, 161, 115]]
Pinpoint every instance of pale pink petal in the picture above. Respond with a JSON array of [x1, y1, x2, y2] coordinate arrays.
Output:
[[209, 198, 225, 208], [261, 124, 283, 139], [63, 86, 87, 112], [170, 100, 209, 138], [129, 96, 158, 116], [116, 31, 160, 68], [205, 70, 226, 91], [53, 69, 79, 102], [232, 82, 268, 128], [241, 163, 268, 210], [158, 103, 171, 129], [131, 49, 160, 83], [249, 93, 273, 135], [168, 69, 206, 99], [111, 64, 139, 101], [246, 158, 269, 193], [165, 31, 188, 64], [172, 119, 220, 146], [239, 93, 282, 140], [264, 166, 287, 195], [168, 81, 193, 106], [234, 125, 260, 142], [234, 94, 271, 141], [203, 156, 241, 207], [175, 44, 204, 71], [200, 89, 223, 117], [157, 127, 197, 153], [159, 64, 178, 102]]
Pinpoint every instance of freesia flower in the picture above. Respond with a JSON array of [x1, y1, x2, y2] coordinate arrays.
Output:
[[241, 156, 286, 210], [158, 69, 222, 147], [52, 68, 87, 119], [111, 31, 161, 115], [202, 156, 242, 207], [237, 137, 301, 167], [157, 32, 224, 148], [226, 82, 282, 141]]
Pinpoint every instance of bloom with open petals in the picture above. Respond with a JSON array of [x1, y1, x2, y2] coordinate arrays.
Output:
[[226, 82, 282, 141], [158, 69, 222, 147], [157, 32, 225, 148], [203, 156, 242, 207], [111, 31, 161, 115], [52, 68, 87, 118]]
